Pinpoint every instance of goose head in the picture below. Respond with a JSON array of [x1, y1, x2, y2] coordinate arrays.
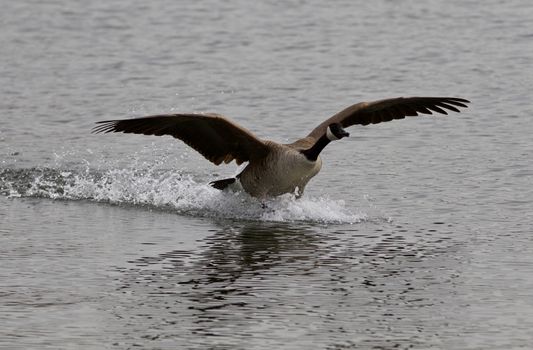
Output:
[[326, 123, 349, 141]]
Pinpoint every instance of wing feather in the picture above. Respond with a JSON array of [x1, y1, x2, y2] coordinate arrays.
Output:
[[305, 97, 470, 140], [92, 113, 270, 165]]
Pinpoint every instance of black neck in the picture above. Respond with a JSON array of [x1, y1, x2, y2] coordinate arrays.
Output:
[[301, 135, 331, 161]]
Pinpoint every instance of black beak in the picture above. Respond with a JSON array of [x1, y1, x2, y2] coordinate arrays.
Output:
[[331, 123, 349, 138]]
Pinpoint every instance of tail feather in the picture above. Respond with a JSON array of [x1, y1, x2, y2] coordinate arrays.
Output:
[[209, 178, 236, 190]]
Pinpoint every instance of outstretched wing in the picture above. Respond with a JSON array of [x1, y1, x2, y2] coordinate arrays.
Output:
[[92, 113, 270, 165], [305, 97, 470, 141]]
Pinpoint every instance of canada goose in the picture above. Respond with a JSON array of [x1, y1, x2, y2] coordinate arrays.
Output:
[[93, 96, 469, 198]]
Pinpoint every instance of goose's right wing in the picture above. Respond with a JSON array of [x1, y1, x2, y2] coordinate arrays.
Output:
[[92, 113, 270, 165]]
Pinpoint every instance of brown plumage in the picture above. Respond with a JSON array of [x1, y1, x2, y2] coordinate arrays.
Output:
[[92, 113, 269, 165], [93, 96, 470, 198], [289, 96, 469, 150]]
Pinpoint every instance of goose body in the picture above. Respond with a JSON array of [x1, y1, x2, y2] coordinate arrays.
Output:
[[93, 96, 470, 199], [238, 141, 322, 198]]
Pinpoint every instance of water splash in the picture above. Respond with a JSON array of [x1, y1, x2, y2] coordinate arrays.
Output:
[[0, 166, 365, 224]]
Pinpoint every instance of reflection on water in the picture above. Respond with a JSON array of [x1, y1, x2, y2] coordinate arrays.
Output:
[[110, 220, 470, 349], [114, 223, 322, 338]]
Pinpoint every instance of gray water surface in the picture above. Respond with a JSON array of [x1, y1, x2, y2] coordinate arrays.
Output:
[[1, 1, 533, 349]]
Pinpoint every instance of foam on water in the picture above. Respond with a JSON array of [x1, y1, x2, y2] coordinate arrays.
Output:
[[0, 166, 365, 224]]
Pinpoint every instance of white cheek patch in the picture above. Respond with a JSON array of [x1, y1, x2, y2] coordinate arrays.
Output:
[[326, 126, 339, 141]]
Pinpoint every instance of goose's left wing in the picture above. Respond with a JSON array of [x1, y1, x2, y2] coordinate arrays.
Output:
[[304, 96, 470, 141]]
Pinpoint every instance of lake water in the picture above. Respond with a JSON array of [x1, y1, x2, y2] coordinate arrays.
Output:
[[1, 1, 533, 349]]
